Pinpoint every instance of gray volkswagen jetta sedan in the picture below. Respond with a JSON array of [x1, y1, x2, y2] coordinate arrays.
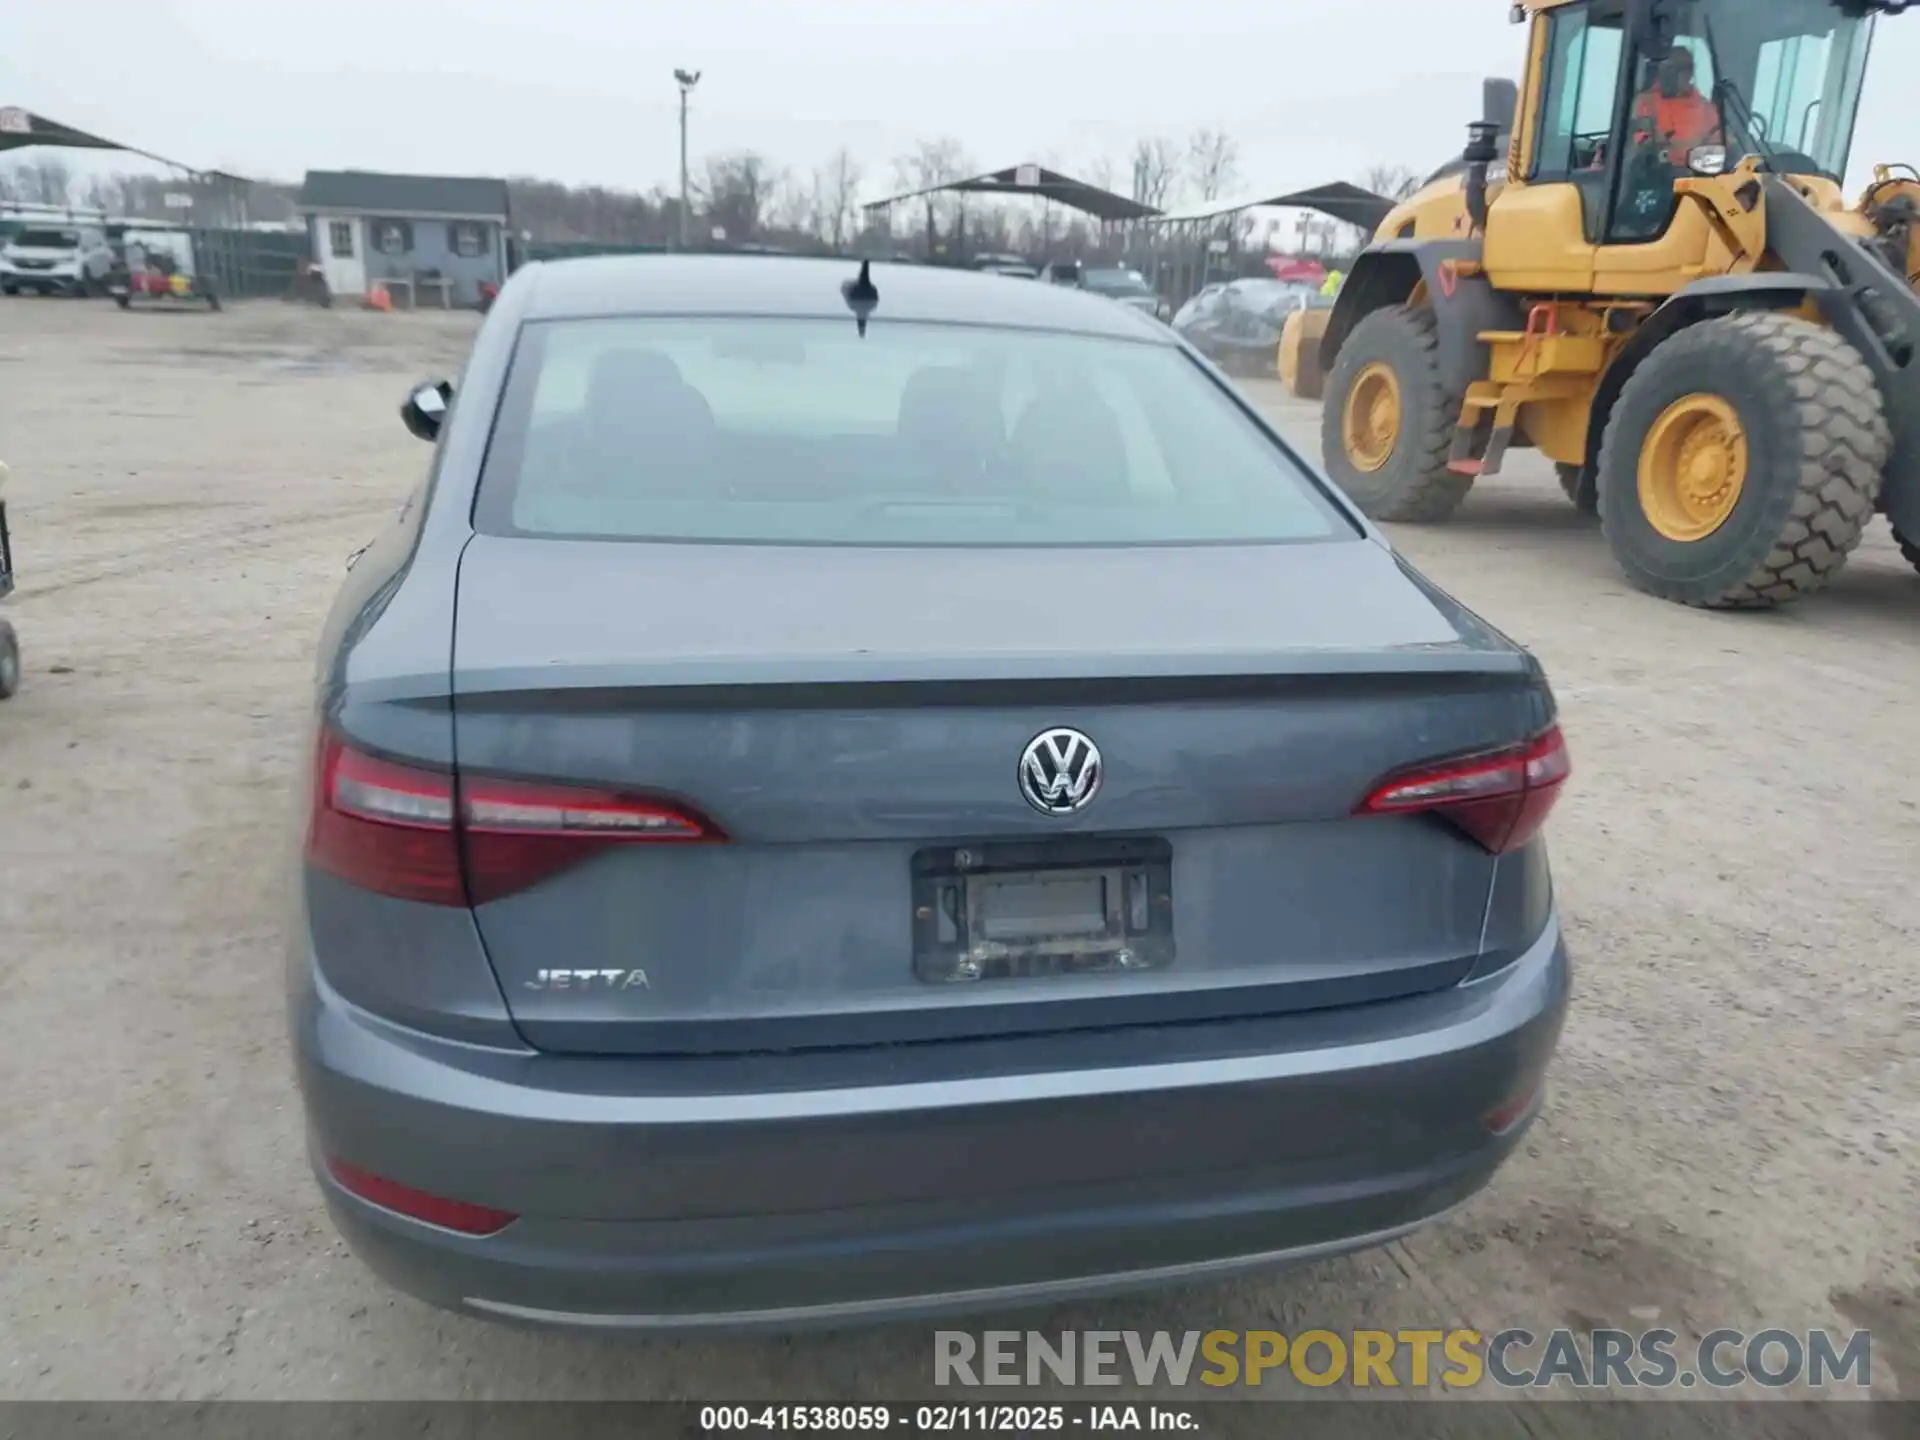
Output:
[[290, 254, 1571, 1331]]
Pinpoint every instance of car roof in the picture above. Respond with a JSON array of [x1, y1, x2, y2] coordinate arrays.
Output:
[[519, 254, 1173, 340]]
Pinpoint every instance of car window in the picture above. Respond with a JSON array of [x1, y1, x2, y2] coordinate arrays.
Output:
[[474, 316, 1352, 547]]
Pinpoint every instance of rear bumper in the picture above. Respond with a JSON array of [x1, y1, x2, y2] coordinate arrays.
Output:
[[291, 918, 1569, 1333]]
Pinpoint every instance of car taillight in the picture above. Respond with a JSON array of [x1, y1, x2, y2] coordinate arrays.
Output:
[[307, 733, 464, 905], [459, 771, 720, 903], [1356, 725, 1570, 855], [305, 731, 722, 905]]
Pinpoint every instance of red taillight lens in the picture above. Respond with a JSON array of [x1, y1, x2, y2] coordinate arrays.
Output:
[[325, 1156, 517, 1236], [460, 772, 720, 904], [304, 731, 723, 905], [1356, 725, 1570, 855], [307, 733, 465, 905]]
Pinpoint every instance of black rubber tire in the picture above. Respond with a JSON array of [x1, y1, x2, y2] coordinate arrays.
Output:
[[1597, 311, 1889, 609], [1321, 306, 1469, 522], [0, 620, 18, 700], [1894, 526, 1920, 575], [1557, 462, 1598, 516]]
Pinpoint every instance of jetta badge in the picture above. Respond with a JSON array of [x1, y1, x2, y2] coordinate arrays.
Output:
[[524, 968, 649, 992], [1018, 728, 1103, 816]]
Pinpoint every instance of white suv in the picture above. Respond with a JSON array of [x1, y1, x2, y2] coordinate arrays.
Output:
[[0, 224, 113, 296]]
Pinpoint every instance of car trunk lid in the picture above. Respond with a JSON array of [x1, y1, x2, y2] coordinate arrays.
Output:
[[452, 536, 1540, 1055]]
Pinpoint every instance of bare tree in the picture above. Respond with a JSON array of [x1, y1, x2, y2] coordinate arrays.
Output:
[[892, 137, 971, 196], [82, 175, 125, 214], [1361, 164, 1424, 201], [812, 148, 864, 252], [892, 138, 973, 255], [1129, 137, 1182, 211], [762, 172, 816, 240], [1187, 129, 1240, 204], [13, 157, 74, 207], [506, 175, 674, 246], [704, 151, 780, 242]]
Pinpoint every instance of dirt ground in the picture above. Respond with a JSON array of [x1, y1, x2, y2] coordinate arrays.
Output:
[[0, 298, 1915, 1412]]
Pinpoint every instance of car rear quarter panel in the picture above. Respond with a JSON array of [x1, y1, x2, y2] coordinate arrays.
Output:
[[294, 272, 536, 1047]]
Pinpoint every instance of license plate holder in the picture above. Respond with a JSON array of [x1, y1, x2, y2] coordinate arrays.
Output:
[[911, 837, 1174, 984]]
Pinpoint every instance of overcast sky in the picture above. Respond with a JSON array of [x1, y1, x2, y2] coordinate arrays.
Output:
[[5, 0, 1920, 205]]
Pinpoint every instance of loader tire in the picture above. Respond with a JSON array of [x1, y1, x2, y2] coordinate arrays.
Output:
[[1893, 526, 1920, 576], [1598, 311, 1889, 609], [1557, 462, 1598, 516], [1321, 305, 1470, 522]]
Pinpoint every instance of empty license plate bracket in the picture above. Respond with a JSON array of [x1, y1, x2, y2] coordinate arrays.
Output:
[[911, 836, 1174, 984]]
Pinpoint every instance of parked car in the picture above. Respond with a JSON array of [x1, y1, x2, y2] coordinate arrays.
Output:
[[979, 262, 1038, 280], [292, 254, 1571, 1332], [1038, 261, 1168, 321], [1174, 277, 1328, 374], [0, 223, 114, 296], [1081, 266, 1171, 321]]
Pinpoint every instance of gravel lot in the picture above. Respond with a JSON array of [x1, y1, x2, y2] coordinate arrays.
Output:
[[0, 298, 1914, 1412]]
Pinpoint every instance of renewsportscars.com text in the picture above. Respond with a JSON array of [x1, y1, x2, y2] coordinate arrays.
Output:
[[933, 1328, 1873, 1391]]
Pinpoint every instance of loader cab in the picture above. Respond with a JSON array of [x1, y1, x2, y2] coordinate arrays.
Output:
[[1491, 0, 1877, 290]]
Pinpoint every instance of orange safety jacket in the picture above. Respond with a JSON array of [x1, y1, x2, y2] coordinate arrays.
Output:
[[1633, 88, 1721, 165]]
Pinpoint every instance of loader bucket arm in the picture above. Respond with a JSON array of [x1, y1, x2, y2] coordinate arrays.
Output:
[[1760, 175, 1920, 541]]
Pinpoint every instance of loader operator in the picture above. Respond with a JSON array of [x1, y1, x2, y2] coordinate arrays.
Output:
[[1632, 45, 1722, 165]]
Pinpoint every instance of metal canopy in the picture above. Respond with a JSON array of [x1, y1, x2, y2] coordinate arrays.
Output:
[[0, 105, 291, 299], [863, 163, 1163, 223], [1141, 180, 1399, 233], [0, 107, 121, 154], [0, 104, 249, 186], [1265, 182, 1402, 234]]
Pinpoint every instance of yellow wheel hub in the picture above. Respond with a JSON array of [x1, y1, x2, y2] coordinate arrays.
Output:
[[1343, 361, 1402, 473], [1637, 393, 1748, 543]]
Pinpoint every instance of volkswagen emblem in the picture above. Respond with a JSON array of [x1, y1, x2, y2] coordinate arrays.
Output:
[[1018, 728, 1103, 816]]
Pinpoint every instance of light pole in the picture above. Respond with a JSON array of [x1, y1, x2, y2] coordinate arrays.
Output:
[[674, 68, 701, 250]]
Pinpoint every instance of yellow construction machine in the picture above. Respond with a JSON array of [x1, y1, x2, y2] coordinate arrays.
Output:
[[1284, 0, 1920, 609]]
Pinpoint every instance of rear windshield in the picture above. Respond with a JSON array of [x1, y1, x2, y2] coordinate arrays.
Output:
[[1082, 269, 1152, 296], [14, 229, 78, 249], [474, 317, 1352, 547]]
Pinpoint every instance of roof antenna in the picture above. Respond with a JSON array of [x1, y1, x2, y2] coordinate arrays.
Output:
[[842, 259, 879, 337]]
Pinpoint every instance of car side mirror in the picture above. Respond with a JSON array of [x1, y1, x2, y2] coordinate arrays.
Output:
[[400, 379, 452, 443]]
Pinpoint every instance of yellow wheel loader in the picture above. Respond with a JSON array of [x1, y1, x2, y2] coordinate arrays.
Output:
[[1291, 0, 1920, 609]]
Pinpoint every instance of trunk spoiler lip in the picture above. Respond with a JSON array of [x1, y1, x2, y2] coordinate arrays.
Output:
[[444, 651, 1537, 715]]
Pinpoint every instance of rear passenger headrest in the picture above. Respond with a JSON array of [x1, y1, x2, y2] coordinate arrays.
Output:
[[897, 366, 1002, 446], [587, 348, 687, 407]]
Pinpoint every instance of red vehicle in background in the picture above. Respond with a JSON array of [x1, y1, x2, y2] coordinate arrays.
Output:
[[107, 232, 220, 311]]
